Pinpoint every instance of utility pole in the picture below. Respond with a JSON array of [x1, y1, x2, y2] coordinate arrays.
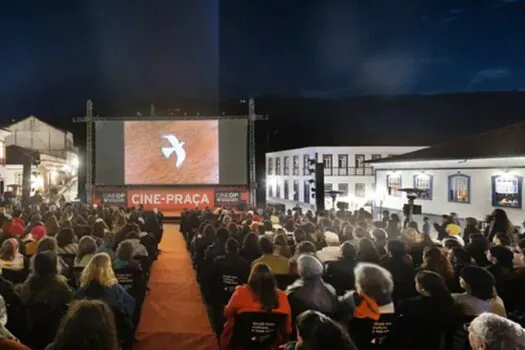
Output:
[[248, 98, 257, 208]]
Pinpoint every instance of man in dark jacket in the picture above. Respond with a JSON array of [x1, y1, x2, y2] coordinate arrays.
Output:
[[286, 254, 339, 336]]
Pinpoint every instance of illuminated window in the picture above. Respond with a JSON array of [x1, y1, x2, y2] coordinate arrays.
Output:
[[386, 173, 402, 197], [492, 174, 522, 209], [448, 174, 470, 203], [413, 173, 433, 200]]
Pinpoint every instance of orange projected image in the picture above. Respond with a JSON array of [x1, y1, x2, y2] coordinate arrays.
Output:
[[124, 120, 219, 184]]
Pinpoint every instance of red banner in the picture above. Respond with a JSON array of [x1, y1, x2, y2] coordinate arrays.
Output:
[[127, 188, 215, 211], [93, 186, 249, 212]]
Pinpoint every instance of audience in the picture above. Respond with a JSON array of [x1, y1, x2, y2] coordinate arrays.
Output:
[[45, 300, 119, 350], [453, 266, 506, 317], [287, 255, 339, 331], [15, 251, 73, 306], [324, 241, 357, 296], [221, 262, 292, 349], [0, 239, 24, 271], [252, 237, 289, 275], [468, 312, 525, 350], [74, 236, 98, 267], [285, 310, 357, 350], [75, 253, 135, 323]]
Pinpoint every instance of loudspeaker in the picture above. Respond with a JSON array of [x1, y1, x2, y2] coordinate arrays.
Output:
[[315, 163, 325, 211]]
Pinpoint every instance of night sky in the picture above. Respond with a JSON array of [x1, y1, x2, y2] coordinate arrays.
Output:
[[1, 0, 524, 118]]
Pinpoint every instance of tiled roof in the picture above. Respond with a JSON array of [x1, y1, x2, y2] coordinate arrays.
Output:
[[368, 121, 525, 163]]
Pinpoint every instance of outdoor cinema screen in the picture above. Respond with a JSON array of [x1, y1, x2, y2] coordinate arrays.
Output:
[[95, 119, 248, 185]]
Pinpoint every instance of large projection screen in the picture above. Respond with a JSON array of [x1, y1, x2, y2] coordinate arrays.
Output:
[[95, 119, 248, 185]]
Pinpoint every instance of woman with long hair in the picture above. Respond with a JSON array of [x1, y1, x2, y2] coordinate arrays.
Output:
[[221, 263, 292, 349], [44, 215, 60, 237], [397, 271, 461, 350], [486, 208, 515, 243], [45, 300, 119, 350], [75, 253, 135, 332], [421, 246, 454, 284]]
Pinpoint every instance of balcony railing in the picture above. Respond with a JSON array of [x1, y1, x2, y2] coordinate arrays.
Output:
[[324, 167, 374, 176]]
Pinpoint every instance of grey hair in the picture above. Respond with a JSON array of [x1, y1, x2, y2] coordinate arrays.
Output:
[[469, 313, 525, 350], [354, 263, 394, 304]]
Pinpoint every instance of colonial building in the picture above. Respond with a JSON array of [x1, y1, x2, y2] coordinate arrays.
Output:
[[370, 121, 525, 226], [266, 145, 425, 211], [2, 116, 79, 201]]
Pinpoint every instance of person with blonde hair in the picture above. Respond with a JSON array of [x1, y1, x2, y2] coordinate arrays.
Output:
[[74, 253, 135, 325]]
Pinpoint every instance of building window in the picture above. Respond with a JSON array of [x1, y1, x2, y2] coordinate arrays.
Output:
[[303, 155, 310, 175], [283, 156, 290, 175], [324, 183, 333, 192], [491, 174, 522, 209], [293, 180, 299, 201], [15, 172, 23, 186], [355, 183, 366, 198], [413, 173, 433, 200], [275, 158, 281, 175], [303, 181, 310, 204], [268, 184, 273, 197], [323, 155, 333, 176], [276, 182, 281, 198], [284, 180, 290, 199], [292, 156, 299, 175], [337, 155, 348, 176], [448, 174, 470, 203], [267, 158, 273, 175], [338, 183, 349, 196], [386, 173, 402, 197], [355, 155, 365, 175]]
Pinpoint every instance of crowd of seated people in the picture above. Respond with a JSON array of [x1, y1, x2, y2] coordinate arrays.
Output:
[[181, 206, 525, 349], [0, 202, 163, 350]]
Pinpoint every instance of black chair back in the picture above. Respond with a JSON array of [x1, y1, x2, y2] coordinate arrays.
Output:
[[26, 302, 68, 350], [443, 315, 475, 350], [217, 273, 242, 306], [58, 254, 76, 268], [230, 312, 287, 350], [2, 268, 27, 284], [73, 266, 84, 285], [73, 225, 91, 239], [114, 267, 147, 327]]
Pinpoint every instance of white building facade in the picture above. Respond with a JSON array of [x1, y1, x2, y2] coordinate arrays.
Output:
[[373, 157, 525, 226], [265, 146, 425, 211], [3, 116, 79, 202]]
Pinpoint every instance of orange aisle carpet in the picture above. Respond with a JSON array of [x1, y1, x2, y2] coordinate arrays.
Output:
[[135, 224, 218, 350]]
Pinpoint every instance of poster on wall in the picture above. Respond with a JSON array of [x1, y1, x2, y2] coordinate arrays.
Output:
[[491, 175, 523, 209]]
